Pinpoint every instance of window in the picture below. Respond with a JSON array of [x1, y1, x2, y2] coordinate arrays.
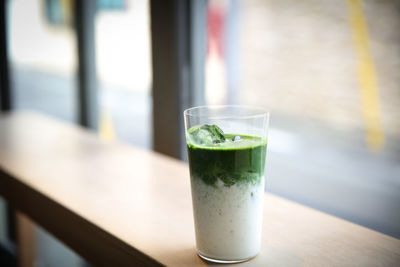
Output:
[[202, 0, 400, 238], [1, 0, 153, 265], [96, 0, 152, 148], [10, 0, 77, 121]]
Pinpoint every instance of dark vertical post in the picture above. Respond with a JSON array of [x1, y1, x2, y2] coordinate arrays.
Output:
[[0, 0, 16, 249], [74, 0, 98, 130], [0, 0, 11, 111], [150, 0, 187, 159], [151, 0, 206, 159]]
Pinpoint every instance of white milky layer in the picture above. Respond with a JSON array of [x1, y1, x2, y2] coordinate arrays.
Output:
[[190, 177, 265, 260]]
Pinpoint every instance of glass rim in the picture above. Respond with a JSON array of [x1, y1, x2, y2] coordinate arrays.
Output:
[[184, 105, 269, 120]]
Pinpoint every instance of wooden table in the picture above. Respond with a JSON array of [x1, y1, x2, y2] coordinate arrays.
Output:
[[0, 111, 399, 266]]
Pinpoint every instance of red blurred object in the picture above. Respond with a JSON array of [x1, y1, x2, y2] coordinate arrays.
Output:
[[207, 5, 225, 58]]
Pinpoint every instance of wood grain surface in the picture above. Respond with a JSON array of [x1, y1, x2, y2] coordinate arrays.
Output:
[[0, 111, 399, 266]]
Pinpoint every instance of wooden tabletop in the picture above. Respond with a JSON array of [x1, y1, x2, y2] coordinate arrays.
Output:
[[0, 111, 399, 267]]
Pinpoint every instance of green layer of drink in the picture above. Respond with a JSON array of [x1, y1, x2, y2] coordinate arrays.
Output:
[[187, 133, 267, 187]]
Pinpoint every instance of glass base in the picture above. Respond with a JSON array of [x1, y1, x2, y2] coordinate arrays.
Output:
[[197, 251, 257, 264]]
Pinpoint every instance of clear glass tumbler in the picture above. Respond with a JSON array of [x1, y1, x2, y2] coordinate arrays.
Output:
[[184, 105, 269, 263]]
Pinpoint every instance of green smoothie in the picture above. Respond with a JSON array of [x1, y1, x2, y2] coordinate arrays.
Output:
[[187, 133, 266, 187]]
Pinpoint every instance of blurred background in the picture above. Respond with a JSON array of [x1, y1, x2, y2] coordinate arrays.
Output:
[[0, 0, 399, 266]]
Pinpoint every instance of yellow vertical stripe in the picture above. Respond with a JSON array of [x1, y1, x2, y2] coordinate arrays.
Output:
[[347, 0, 384, 150], [99, 108, 117, 142]]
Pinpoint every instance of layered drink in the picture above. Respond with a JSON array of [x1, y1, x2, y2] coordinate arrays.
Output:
[[186, 123, 267, 263]]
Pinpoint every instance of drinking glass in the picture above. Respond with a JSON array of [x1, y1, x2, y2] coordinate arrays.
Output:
[[184, 105, 269, 263]]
